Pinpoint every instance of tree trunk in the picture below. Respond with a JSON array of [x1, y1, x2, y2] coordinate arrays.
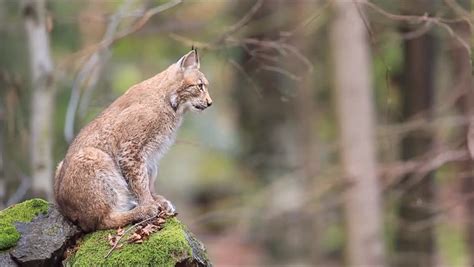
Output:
[[395, 1, 437, 266], [0, 2, 4, 209], [22, 0, 55, 200], [0, 100, 4, 208], [330, 2, 385, 266], [450, 0, 474, 264], [231, 0, 312, 263], [286, 2, 323, 264]]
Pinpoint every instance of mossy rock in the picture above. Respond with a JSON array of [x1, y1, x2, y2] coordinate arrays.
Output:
[[0, 200, 211, 266], [66, 218, 211, 266], [0, 199, 49, 250]]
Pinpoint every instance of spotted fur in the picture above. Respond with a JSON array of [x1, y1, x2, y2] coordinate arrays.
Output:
[[54, 50, 212, 232]]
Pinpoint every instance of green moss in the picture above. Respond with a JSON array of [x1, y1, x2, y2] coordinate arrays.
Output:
[[67, 218, 194, 266], [0, 198, 49, 250]]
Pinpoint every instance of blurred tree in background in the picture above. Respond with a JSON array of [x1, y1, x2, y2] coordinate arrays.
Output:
[[395, 1, 437, 266], [331, 1, 384, 265], [0, 0, 473, 266]]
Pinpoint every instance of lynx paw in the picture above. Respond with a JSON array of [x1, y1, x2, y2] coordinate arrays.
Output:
[[137, 204, 160, 220], [153, 195, 176, 214]]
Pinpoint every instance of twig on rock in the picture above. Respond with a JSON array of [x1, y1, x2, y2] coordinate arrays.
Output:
[[104, 210, 177, 259], [104, 215, 158, 259]]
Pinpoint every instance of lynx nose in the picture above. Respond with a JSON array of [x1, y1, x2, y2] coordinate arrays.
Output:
[[207, 99, 213, 107]]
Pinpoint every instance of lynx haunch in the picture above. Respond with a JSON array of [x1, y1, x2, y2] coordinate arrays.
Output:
[[54, 50, 211, 232]]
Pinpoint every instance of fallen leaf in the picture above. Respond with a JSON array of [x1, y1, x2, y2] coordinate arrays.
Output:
[[117, 227, 125, 236], [107, 234, 118, 247], [127, 232, 142, 243], [141, 223, 158, 236], [155, 218, 166, 225]]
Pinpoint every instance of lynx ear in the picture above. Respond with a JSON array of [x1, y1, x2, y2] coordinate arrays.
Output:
[[177, 50, 200, 70]]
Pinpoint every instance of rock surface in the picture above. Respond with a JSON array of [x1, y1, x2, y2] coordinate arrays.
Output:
[[10, 207, 81, 266], [0, 199, 49, 250], [0, 251, 16, 267], [0, 199, 212, 267]]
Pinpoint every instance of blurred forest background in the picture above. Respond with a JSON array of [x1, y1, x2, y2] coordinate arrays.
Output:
[[0, 0, 473, 266]]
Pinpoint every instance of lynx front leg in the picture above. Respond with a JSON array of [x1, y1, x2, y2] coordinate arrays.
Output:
[[119, 155, 174, 213], [148, 163, 175, 213], [119, 157, 155, 206]]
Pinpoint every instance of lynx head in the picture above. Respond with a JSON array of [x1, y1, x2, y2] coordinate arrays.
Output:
[[169, 49, 212, 113]]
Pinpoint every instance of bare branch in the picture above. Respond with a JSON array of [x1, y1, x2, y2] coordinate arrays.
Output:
[[169, 1, 317, 87], [64, 0, 134, 142], [228, 59, 262, 98], [257, 65, 302, 81], [468, 120, 474, 160], [104, 214, 158, 259], [360, 0, 471, 57], [218, 0, 264, 40], [64, 0, 182, 142], [114, 0, 182, 41], [381, 148, 470, 189], [6, 173, 31, 206]]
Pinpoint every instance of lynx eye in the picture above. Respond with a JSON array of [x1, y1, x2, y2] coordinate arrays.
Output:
[[197, 83, 204, 91]]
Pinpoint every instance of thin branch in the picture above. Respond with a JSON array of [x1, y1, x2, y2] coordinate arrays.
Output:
[[257, 65, 302, 81], [360, 0, 471, 56], [218, 0, 264, 41], [104, 214, 158, 259], [380, 148, 470, 189], [467, 120, 474, 160], [6, 173, 31, 206], [401, 20, 434, 39], [284, 0, 333, 38], [169, 0, 316, 87], [228, 59, 262, 98], [64, 0, 134, 142], [64, 0, 181, 142], [114, 0, 182, 41], [377, 114, 469, 139], [443, 0, 473, 28]]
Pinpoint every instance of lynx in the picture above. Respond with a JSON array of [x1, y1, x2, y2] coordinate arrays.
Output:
[[54, 50, 212, 232]]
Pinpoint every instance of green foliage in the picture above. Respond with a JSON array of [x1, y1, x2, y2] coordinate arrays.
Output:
[[437, 223, 469, 266], [373, 34, 403, 122], [198, 152, 237, 183], [67, 218, 196, 266], [111, 64, 143, 94], [321, 222, 344, 253], [0, 199, 49, 250], [50, 1, 82, 54]]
